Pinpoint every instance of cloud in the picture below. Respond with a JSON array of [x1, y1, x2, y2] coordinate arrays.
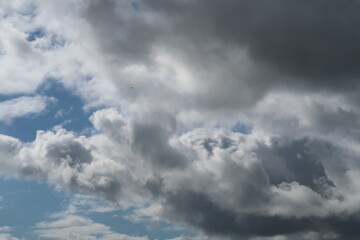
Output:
[[0, 227, 11, 232], [36, 214, 148, 240], [0, 96, 54, 123], [145, 0, 360, 88], [2, 1, 360, 240], [0, 233, 20, 240], [33, 192, 147, 240], [0, 108, 359, 239], [165, 236, 213, 240], [65, 194, 121, 214], [0, 227, 18, 240], [0, 18, 46, 95]]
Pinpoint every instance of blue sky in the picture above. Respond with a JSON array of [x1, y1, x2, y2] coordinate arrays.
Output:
[[0, 179, 193, 240], [0, 80, 92, 142]]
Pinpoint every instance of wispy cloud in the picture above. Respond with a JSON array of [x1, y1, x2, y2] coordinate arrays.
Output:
[[0, 96, 54, 123], [36, 214, 148, 240]]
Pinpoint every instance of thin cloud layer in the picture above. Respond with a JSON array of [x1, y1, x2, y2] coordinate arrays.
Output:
[[36, 214, 148, 240], [1, 0, 360, 240], [0, 96, 53, 123]]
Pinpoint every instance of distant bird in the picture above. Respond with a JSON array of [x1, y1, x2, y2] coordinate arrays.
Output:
[[131, 86, 134, 89]]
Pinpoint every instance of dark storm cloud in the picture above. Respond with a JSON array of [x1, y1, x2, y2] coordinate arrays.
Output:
[[76, 0, 360, 112], [256, 138, 334, 194], [164, 190, 360, 240], [145, 0, 360, 89], [163, 190, 311, 238]]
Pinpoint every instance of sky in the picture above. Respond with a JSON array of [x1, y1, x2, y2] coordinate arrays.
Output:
[[1, 0, 360, 240]]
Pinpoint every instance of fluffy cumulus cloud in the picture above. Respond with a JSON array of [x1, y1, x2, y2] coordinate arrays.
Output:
[[2, 0, 360, 239]]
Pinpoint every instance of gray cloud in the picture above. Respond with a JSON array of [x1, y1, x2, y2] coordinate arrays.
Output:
[[145, 0, 360, 89], [81, 0, 157, 65], [132, 122, 188, 169], [164, 190, 360, 240], [256, 138, 335, 194]]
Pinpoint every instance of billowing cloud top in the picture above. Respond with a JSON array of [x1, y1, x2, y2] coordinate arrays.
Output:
[[1, 1, 360, 240]]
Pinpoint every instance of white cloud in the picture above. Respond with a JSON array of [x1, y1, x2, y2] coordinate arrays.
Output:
[[0, 20, 46, 95], [0, 233, 19, 240], [36, 214, 148, 240], [0, 96, 54, 123]]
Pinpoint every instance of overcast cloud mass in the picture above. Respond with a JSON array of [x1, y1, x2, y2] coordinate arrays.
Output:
[[1, 0, 360, 239]]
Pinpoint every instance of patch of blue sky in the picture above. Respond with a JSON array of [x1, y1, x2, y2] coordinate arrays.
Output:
[[26, 28, 45, 42], [30, 31, 68, 51], [36, 79, 95, 134], [43, 34, 68, 50], [0, 79, 94, 142], [231, 122, 252, 134], [131, 1, 141, 12], [0, 178, 65, 240], [25, 27, 68, 52]]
